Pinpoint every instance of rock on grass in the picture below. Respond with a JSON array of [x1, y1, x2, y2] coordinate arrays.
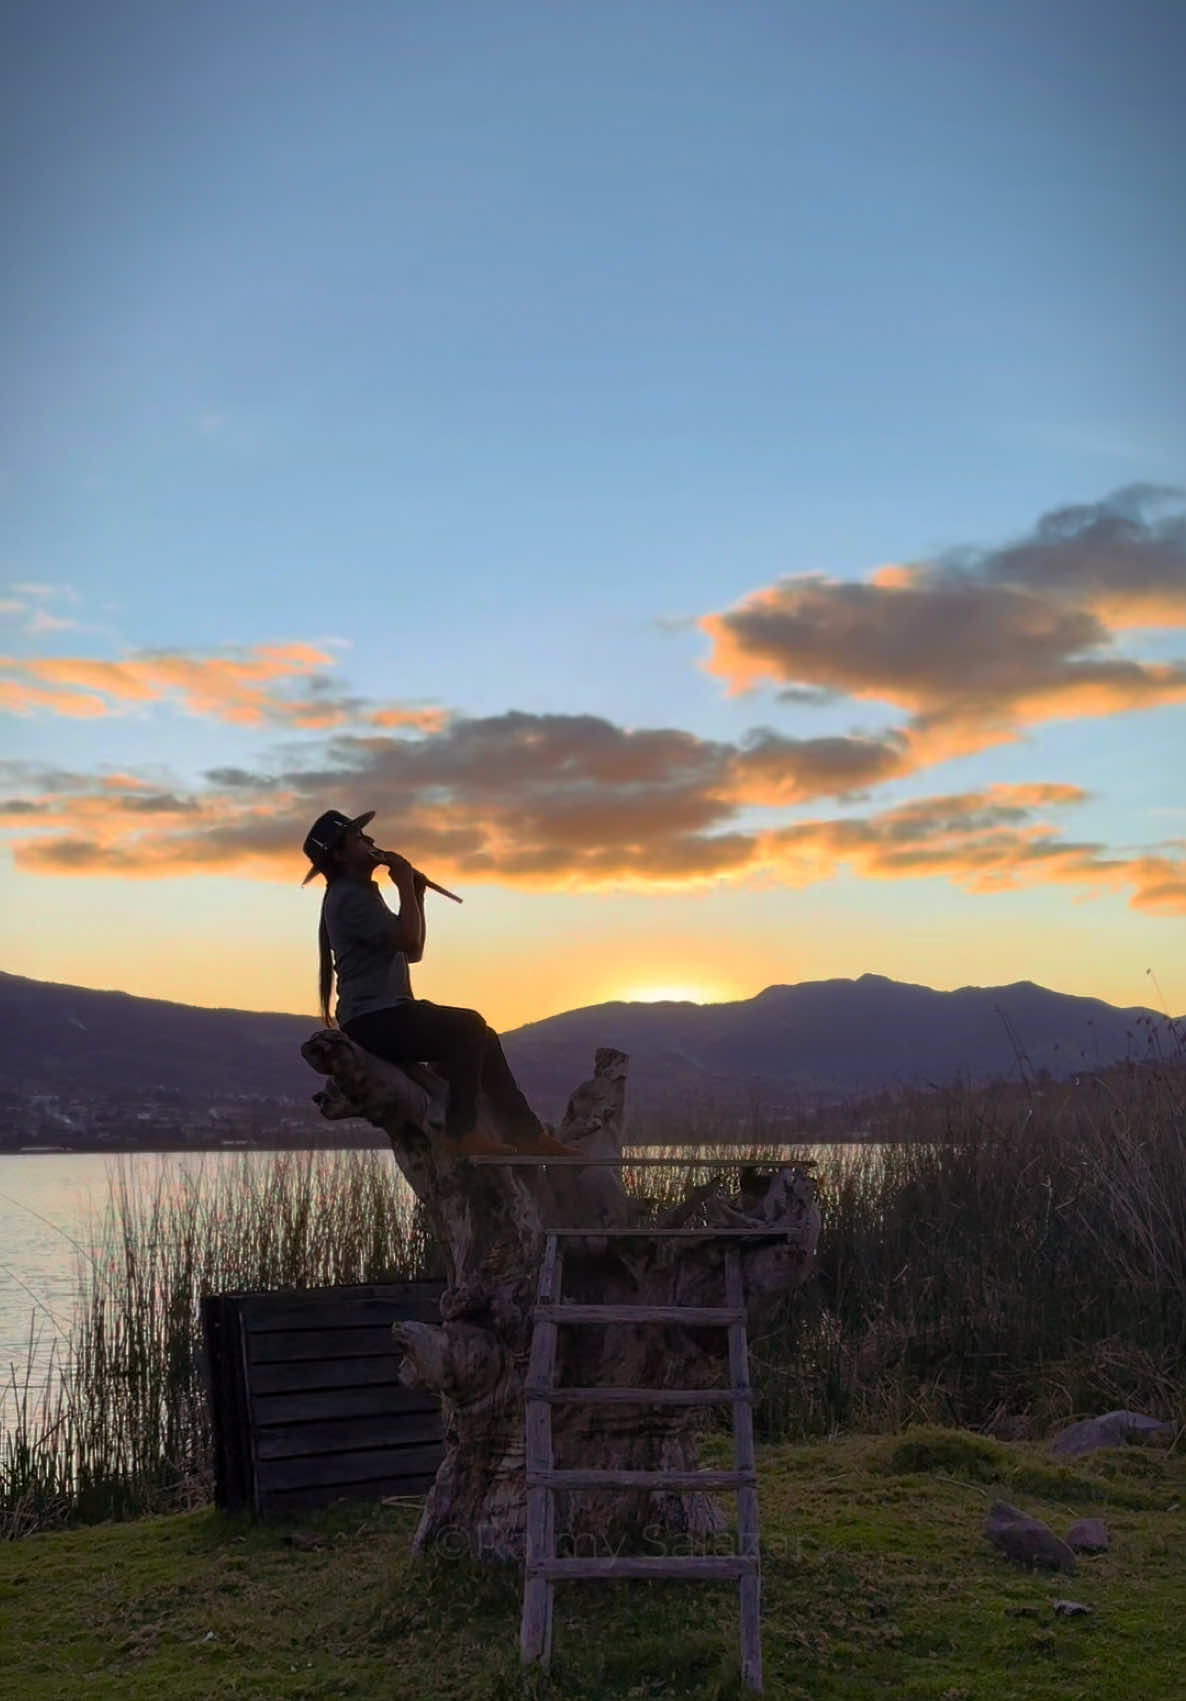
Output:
[[1051, 1410, 1175, 1459], [984, 1502, 1077, 1573], [1067, 1517, 1110, 1554]]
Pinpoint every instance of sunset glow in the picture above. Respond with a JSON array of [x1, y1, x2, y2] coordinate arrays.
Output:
[[2, 7, 1181, 1030]]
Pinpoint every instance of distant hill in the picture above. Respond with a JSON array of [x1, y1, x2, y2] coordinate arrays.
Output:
[[0, 969, 1178, 1132], [0, 971, 316, 1103], [501, 974, 1182, 1113]]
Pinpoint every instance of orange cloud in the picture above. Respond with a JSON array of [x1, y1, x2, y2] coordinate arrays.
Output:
[[20, 658, 161, 700], [973, 485, 1186, 629], [758, 788, 1186, 914], [0, 678, 110, 718], [702, 485, 1186, 773], [2, 487, 1182, 919], [365, 705, 452, 731], [727, 728, 912, 802], [702, 578, 1186, 719], [0, 644, 454, 733], [0, 644, 337, 723], [753, 790, 1159, 913], [4, 730, 1183, 916]]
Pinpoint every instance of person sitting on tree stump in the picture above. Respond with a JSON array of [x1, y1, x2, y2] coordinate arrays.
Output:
[[301, 808, 581, 1160]]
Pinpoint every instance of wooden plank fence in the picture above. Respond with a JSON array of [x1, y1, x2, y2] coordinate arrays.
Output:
[[201, 1279, 445, 1517]]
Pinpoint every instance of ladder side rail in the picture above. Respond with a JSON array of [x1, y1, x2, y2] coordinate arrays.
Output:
[[469, 1154, 804, 1166], [724, 1248, 763, 1693], [521, 1235, 563, 1669]]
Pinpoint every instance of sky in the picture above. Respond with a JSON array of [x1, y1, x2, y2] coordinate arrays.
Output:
[[2, 0, 1184, 1031]]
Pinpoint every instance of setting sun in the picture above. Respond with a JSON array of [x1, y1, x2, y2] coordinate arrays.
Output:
[[619, 983, 720, 1005]]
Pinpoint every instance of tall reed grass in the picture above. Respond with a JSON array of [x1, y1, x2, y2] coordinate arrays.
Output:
[[746, 1056, 1186, 1442], [3, 1054, 1183, 1537], [1, 1150, 434, 1537]]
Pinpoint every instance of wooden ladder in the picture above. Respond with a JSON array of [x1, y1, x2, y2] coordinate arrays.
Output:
[[519, 1225, 781, 1693]]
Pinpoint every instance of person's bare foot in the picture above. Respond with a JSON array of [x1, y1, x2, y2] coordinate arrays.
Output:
[[454, 1128, 519, 1159], [511, 1126, 585, 1160]]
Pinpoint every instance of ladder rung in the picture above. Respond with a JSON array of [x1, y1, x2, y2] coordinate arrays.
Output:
[[535, 1303, 744, 1325], [469, 1155, 797, 1166], [533, 1555, 758, 1581], [551, 1227, 792, 1239], [527, 1468, 755, 1490], [525, 1385, 752, 1406]]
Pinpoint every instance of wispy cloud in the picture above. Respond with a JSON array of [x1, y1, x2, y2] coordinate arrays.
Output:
[[0, 642, 450, 730], [27, 610, 79, 634], [8, 582, 80, 602], [2, 581, 84, 638]]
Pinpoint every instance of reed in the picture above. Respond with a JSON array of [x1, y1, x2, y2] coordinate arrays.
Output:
[[3, 1053, 1183, 1536], [746, 1056, 1186, 1442], [1, 1150, 434, 1537]]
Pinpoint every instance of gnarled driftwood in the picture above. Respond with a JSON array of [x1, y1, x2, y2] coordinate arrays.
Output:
[[300, 1029, 819, 1561]]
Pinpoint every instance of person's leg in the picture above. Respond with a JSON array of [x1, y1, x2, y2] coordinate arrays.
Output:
[[474, 1027, 584, 1157], [343, 1001, 487, 1140], [401, 1000, 489, 1139], [477, 1028, 546, 1142], [344, 1001, 582, 1158], [340, 1006, 418, 1065]]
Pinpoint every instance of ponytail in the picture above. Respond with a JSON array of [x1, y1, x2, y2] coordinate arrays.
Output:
[[317, 883, 337, 1027]]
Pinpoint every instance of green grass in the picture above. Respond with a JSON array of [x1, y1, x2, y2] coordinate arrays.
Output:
[[2, 1430, 1183, 1700]]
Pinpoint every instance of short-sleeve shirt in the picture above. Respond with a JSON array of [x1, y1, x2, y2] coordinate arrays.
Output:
[[322, 875, 412, 1027]]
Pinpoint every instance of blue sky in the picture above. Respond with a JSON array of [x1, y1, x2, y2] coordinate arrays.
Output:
[[2, 1, 1184, 1026]]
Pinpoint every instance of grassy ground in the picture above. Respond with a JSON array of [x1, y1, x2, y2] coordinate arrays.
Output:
[[2, 1428, 1183, 1700]]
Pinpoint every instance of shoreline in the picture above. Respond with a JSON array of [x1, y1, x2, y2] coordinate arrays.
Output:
[[2, 1134, 878, 1157]]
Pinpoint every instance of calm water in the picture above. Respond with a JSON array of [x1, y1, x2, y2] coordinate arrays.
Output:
[[0, 1150, 403, 1384], [1, 1151, 121, 1377]]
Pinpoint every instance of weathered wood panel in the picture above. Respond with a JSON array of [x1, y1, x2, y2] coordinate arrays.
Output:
[[202, 1279, 445, 1517], [251, 1385, 437, 1427], [239, 1290, 442, 1333], [255, 1442, 445, 1495], [248, 1357, 400, 1396], [254, 1411, 443, 1461], [247, 1325, 401, 1362], [264, 1472, 439, 1515], [202, 1293, 253, 1514]]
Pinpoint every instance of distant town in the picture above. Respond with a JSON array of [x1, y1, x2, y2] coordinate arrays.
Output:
[[0, 1085, 387, 1154]]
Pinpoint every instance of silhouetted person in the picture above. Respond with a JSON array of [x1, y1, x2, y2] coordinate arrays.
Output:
[[302, 808, 579, 1160]]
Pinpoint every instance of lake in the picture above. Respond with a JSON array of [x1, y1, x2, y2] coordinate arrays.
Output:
[[0, 1142, 862, 1391]]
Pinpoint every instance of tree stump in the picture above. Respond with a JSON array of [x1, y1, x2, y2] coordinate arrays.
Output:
[[300, 1030, 820, 1562]]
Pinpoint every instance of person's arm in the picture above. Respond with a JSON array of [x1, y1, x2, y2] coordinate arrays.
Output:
[[407, 870, 428, 964], [378, 853, 426, 958]]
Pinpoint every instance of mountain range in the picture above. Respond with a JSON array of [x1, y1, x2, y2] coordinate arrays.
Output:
[[1, 969, 1179, 1135]]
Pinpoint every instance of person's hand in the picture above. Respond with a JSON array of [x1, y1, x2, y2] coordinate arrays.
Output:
[[377, 848, 415, 881]]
